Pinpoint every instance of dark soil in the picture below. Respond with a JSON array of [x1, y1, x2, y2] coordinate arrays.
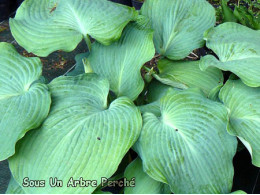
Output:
[[0, 20, 88, 82]]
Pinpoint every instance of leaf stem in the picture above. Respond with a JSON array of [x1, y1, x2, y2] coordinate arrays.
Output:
[[82, 58, 93, 73], [153, 54, 161, 59], [84, 35, 92, 51], [142, 66, 152, 72]]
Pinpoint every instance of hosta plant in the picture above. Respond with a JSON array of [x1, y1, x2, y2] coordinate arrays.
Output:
[[0, 0, 259, 194]]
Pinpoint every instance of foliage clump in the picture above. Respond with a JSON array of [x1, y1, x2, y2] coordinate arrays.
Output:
[[0, 0, 259, 194]]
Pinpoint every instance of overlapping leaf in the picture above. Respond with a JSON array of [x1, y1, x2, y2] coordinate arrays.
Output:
[[5, 176, 24, 194], [154, 59, 223, 99], [138, 81, 171, 116], [87, 20, 155, 100], [141, 0, 215, 60], [8, 74, 142, 194], [200, 22, 260, 87], [135, 88, 237, 193], [124, 157, 171, 194], [66, 52, 89, 76], [219, 79, 260, 167], [10, 0, 138, 56], [0, 43, 51, 161], [146, 80, 172, 104]]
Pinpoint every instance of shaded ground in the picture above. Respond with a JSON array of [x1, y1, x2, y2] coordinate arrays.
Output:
[[0, 161, 10, 194], [0, 20, 88, 82], [233, 150, 260, 194]]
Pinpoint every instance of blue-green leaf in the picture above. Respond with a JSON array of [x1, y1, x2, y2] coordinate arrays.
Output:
[[135, 88, 237, 193], [124, 158, 171, 194], [231, 190, 247, 194], [87, 20, 155, 100], [154, 59, 223, 99], [66, 52, 89, 76], [141, 0, 215, 60], [8, 74, 142, 194], [10, 0, 138, 56], [0, 43, 51, 161], [6, 176, 25, 194], [219, 79, 260, 167], [200, 22, 260, 87]]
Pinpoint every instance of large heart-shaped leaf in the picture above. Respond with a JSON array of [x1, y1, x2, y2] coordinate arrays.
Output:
[[154, 59, 223, 99], [140, 0, 215, 60], [87, 20, 155, 101], [0, 43, 51, 161], [10, 0, 138, 57], [200, 22, 260, 87], [135, 88, 237, 193], [124, 157, 171, 194], [219, 79, 260, 167], [8, 74, 142, 194]]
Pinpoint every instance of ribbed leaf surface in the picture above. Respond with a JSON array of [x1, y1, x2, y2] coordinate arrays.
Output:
[[141, 0, 215, 60], [0, 43, 51, 161], [10, 0, 138, 56], [8, 74, 142, 193], [219, 79, 260, 167], [87, 20, 155, 100], [124, 158, 171, 194], [200, 22, 260, 87], [155, 59, 223, 99], [6, 176, 24, 194], [135, 88, 237, 193]]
